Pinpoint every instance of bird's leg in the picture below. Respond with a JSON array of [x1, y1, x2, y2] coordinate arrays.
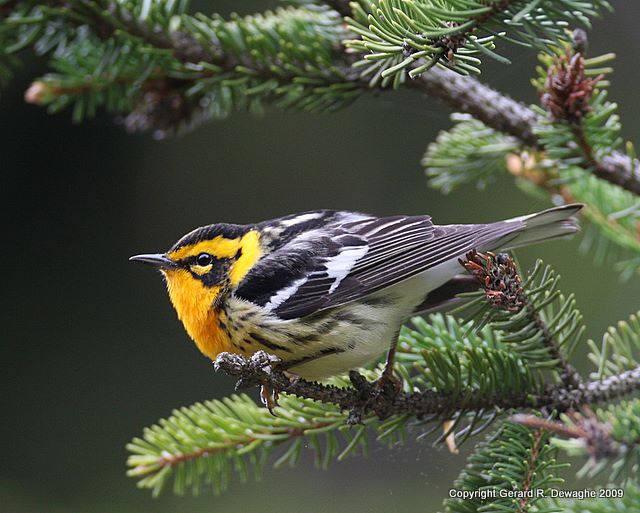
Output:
[[374, 338, 402, 395], [381, 340, 398, 382]]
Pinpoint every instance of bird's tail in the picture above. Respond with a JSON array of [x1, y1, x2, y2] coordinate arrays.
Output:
[[498, 203, 583, 250]]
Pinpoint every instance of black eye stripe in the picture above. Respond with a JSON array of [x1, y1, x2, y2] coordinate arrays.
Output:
[[178, 253, 224, 268], [187, 256, 231, 287]]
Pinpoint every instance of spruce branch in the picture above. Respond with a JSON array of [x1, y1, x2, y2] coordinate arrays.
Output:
[[514, 400, 640, 484], [423, 40, 640, 278], [214, 351, 640, 420], [3, 1, 638, 193], [346, 0, 611, 79], [527, 42, 639, 275], [415, 67, 640, 196], [512, 408, 619, 464], [128, 348, 640, 496], [514, 312, 640, 482], [444, 420, 565, 513], [126, 392, 353, 496], [214, 349, 530, 421], [425, 117, 640, 278], [215, 258, 639, 420], [460, 254, 584, 387], [14, 3, 362, 136], [350, 4, 639, 196], [533, 38, 639, 195]]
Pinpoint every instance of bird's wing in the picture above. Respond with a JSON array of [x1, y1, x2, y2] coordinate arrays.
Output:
[[236, 214, 519, 320]]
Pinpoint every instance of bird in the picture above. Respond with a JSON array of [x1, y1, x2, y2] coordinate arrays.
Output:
[[130, 204, 582, 382]]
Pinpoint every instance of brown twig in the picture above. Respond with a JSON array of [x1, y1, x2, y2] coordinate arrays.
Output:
[[518, 429, 545, 513], [512, 408, 619, 463], [131, 419, 334, 476], [460, 251, 525, 312], [461, 251, 583, 388]]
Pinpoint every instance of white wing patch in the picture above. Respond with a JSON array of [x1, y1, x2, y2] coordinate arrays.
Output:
[[326, 244, 369, 293], [264, 277, 309, 311], [280, 212, 324, 228]]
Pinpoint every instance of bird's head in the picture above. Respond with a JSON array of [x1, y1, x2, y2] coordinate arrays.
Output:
[[130, 223, 262, 356]]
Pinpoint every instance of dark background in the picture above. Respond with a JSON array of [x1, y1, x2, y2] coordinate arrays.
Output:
[[2, 2, 639, 512]]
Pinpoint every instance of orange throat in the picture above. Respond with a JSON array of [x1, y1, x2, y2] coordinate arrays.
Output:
[[163, 269, 232, 359]]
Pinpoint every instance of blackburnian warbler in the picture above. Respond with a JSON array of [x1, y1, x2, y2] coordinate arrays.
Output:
[[131, 205, 581, 380]]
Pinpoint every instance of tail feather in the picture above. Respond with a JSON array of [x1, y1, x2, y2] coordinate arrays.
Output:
[[499, 204, 583, 250]]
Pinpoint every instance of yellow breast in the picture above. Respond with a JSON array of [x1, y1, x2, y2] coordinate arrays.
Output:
[[163, 269, 233, 359]]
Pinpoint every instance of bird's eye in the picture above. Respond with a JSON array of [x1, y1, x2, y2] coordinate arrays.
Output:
[[196, 253, 213, 266]]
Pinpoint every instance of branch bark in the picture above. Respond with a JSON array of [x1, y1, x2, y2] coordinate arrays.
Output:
[[214, 351, 640, 421], [412, 67, 540, 146]]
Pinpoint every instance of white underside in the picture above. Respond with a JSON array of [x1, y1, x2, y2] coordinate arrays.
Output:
[[289, 258, 462, 380]]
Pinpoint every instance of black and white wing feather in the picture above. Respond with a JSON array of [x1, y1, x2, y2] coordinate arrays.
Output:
[[235, 206, 581, 320], [267, 215, 436, 318]]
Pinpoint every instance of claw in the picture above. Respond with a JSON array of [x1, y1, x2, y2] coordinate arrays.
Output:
[[260, 384, 279, 416], [283, 370, 301, 385]]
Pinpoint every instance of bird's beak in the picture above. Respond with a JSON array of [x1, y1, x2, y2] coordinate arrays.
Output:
[[129, 253, 178, 269]]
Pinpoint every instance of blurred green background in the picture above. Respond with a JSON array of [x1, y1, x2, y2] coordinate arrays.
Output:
[[2, 2, 639, 512]]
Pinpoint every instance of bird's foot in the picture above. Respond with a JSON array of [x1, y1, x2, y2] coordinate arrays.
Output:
[[215, 350, 288, 415], [374, 367, 403, 397], [347, 370, 401, 425]]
